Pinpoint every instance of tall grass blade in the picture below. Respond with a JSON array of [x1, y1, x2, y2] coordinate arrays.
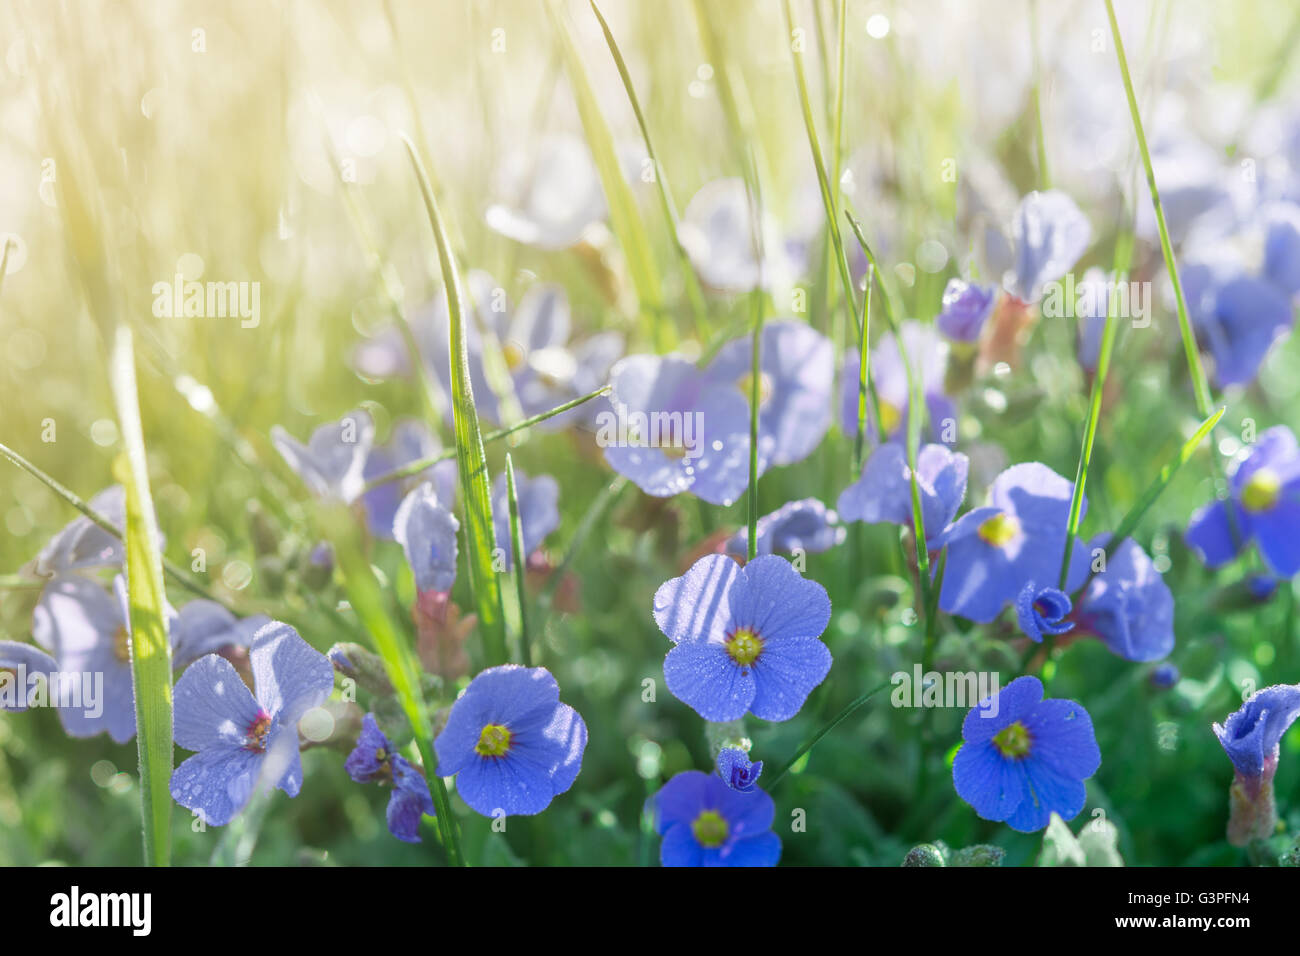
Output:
[[505, 454, 533, 666]]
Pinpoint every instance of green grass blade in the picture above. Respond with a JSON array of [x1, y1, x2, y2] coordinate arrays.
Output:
[[547, 0, 668, 350], [403, 135, 509, 670], [1104, 0, 1213, 420], [767, 680, 893, 788], [1057, 230, 1135, 587], [1028, 0, 1050, 189], [589, 0, 708, 337], [747, 281, 764, 562], [108, 324, 173, 867], [361, 385, 611, 492], [852, 265, 873, 478], [504, 454, 533, 667], [319, 505, 463, 866]]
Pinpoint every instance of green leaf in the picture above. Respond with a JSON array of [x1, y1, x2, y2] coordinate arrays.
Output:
[[403, 135, 509, 670], [108, 324, 173, 867], [547, 0, 668, 350], [504, 454, 533, 667]]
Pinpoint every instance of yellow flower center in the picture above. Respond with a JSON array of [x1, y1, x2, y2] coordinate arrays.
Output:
[[112, 625, 131, 664], [244, 710, 273, 753], [977, 511, 1020, 548], [878, 400, 902, 436], [691, 809, 729, 848], [736, 371, 773, 407], [726, 627, 763, 668], [476, 723, 512, 758], [502, 341, 526, 371], [1241, 468, 1281, 513], [992, 721, 1032, 759]]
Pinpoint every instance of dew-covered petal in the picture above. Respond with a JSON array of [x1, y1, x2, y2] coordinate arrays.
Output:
[[663, 641, 755, 722], [249, 622, 334, 724]]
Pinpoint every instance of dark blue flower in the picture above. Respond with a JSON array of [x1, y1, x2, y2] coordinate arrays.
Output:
[[703, 321, 834, 468], [650, 770, 781, 866], [271, 409, 375, 504], [434, 665, 587, 817], [1009, 190, 1092, 303], [716, 748, 763, 792], [952, 676, 1100, 833], [345, 713, 436, 844], [170, 622, 335, 826], [725, 498, 845, 559], [938, 463, 1084, 623], [937, 279, 998, 342], [1150, 663, 1180, 689], [1185, 426, 1300, 577], [393, 482, 459, 593], [491, 469, 559, 570], [837, 443, 968, 548], [1213, 684, 1300, 845], [601, 354, 751, 505], [653, 554, 832, 722], [1015, 583, 1074, 643], [1072, 535, 1174, 662]]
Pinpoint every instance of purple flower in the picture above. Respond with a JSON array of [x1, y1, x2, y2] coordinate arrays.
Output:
[[937, 279, 998, 342], [31, 486, 126, 576], [1263, 201, 1300, 298], [724, 498, 845, 559], [170, 622, 334, 826], [485, 134, 606, 250], [491, 469, 559, 570], [703, 321, 835, 468], [601, 354, 751, 506], [171, 600, 269, 672], [361, 419, 456, 541], [1015, 583, 1073, 643], [1072, 536, 1174, 662], [434, 665, 587, 817], [0, 641, 58, 712], [650, 770, 781, 866], [1213, 684, 1300, 845], [271, 409, 375, 505], [716, 748, 763, 792], [837, 443, 968, 548], [393, 483, 460, 593], [345, 713, 436, 844], [952, 676, 1100, 833], [938, 463, 1083, 623], [1183, 269, 1293, 388], [653, 554, 832, 722], [1185, 426, 1300, 577], [1009, 190, 1092, 303], [840, 321, 955, 444]]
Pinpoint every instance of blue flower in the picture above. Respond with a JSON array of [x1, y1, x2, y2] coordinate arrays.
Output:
[[1183, 269, 1293, 388], [393, 483, 460, 593], [1150, 663, 1180, 689], [678, 178, 802, 293], [271, 409, 375, 504], [653, 554, 832, 722], [361, 419, 456, 541], [650, 770, 781, 866], [1262, 201, 1300, 299], [1185, 426, 1300, 576], [725, 498, 845, 559], [345, 713, 436, 844], [1073, 535, 1174, 662], [837, 443, 968, 549], [840, 321, 955, 444], [936, 279, 998, 342], [716, 748, 763, 792], [703, 321, 835, 468], [31, 485, 126, 577], [0, 641, 58, 712], [485, 134, 606, 250], [171, 600, 269, 671], [1073, 267, 1111, 373], [491, 469, 559, 570], [1213, 684, 1300, 845], [170, 622, 334, 826], [1009, 190, 1092, 303], [601, 354, 751, 505], [1015, 583, 1074, 643], [938, 463, 1083, 623], [952, 676, 1100, 833], [434, 665, 587, 817]]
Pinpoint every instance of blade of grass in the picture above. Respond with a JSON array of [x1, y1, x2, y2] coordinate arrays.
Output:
[[361, 385, 611, 492], [1028, 0, 1050, 189], [403, 134, 509, 669], [1057, 230, 1135, 587], [747, 284, 764, 562], [319, 504, 463, 866], [108, 324, 173, 867], [504, 454, 533, 667], [767, 680, 893, 788], [547, 0, 669, 350], [589, 0, 708, 337], [1104, 0, 1213, 420]]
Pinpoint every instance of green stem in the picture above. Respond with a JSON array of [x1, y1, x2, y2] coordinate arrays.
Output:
[[767, 681, 893, 788], [505, 454, 533, 667]]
